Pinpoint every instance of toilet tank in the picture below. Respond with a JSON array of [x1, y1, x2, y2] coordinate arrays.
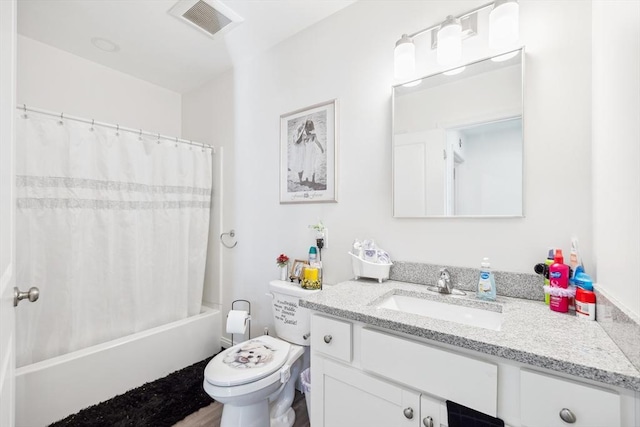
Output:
[[268, 280, 320, 346]]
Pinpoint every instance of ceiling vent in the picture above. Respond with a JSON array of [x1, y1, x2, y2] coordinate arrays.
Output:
[[168, 0, 243, 39]]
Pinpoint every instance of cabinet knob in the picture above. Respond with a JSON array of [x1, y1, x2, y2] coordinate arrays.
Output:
[[559, 408, 576, 424], [403, 407, 414, 419], [323, 335, 332, 344], [423, 416, 434, 427], [14, 286, 40, 307]]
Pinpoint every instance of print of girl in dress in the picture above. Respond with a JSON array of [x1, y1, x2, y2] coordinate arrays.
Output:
[[287, 111, 327, 192]]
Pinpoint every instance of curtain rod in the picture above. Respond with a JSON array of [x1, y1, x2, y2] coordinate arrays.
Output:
[[16, 104, 215, 153]]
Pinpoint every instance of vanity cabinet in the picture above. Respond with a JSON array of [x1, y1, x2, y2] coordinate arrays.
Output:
[[310, 313, 634, 427]]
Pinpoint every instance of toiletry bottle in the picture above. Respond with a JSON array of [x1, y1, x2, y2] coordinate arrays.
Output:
[[549, 249, 570, 313], [543, 248, 555, 305], [308, 246, 317, 265], [477, 258, 496, 301], [569, 239, 581, 284], [574, 272, 596, 320]]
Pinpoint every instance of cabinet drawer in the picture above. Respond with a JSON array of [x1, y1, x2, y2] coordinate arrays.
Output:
[[311, 314, 352, 362], [520, 369, 620, 427], [360, 328, 498, 417]]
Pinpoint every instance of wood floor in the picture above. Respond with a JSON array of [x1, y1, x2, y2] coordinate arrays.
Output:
[[173, 390, 310, 427]]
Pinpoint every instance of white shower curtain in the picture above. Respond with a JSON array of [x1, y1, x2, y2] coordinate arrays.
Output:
[[15, 112, 213, 366]]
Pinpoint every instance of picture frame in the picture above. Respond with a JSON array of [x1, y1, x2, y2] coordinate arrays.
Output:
[[280, 99, 338, 203], [289, 259, 309, 282]]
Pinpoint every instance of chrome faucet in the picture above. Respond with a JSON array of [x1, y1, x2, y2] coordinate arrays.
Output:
[[436, 268, 453, 294]]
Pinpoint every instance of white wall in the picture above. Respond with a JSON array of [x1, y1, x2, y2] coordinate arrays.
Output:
[[17, 36, 181, 136], [592, 1, 640, 316], [183, 0, 598, 337]]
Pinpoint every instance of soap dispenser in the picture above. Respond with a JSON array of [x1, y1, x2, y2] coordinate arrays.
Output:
[[477, 258, 496, 301]]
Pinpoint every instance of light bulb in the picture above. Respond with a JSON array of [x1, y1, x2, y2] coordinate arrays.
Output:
[[489, 0, 519, 50], [437, 16, 462, 66], [394, 34, 415, 80]]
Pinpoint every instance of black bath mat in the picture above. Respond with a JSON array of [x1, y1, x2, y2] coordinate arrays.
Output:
[[49, 352, 220, 427]]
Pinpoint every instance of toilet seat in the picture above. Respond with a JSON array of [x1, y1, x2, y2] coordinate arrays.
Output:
[[205, 335, 291, 387]]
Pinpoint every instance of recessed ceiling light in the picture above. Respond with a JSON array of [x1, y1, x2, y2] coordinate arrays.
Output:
[[91, 37, 120, 53]]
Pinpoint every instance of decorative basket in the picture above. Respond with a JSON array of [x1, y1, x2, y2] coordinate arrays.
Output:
[[349, 252, 392, 283]]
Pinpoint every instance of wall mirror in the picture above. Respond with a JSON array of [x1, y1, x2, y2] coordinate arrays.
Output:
[[392, 48, 524, 218]]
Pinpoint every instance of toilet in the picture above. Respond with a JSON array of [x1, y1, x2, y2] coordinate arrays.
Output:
[[203, 280, 320, 427]]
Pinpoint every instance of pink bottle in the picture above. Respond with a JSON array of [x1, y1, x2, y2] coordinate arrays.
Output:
[[549, 249, 570, 313]]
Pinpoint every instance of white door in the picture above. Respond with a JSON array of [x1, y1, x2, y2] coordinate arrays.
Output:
[[0, 1, 17, 425]]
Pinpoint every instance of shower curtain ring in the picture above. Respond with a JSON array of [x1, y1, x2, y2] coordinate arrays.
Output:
[[116, 124, 120, 136], [58, 113, 64, 125], [90, 119, 95, 131], [22, 104, 28, 119], [139, 129, 143, 140], [157, 133, 160, 144], [175, 137, 178, 147]]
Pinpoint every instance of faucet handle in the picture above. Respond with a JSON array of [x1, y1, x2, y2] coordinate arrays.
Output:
[[437, 268, 453, 293]]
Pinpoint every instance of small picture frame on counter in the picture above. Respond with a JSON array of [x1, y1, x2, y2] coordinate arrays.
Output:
[[290, 259, 309, 282]]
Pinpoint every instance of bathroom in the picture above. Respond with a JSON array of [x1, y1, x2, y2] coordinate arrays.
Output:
[[1, 0, 638, 426]]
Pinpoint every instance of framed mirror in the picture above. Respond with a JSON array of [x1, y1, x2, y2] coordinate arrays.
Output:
[[392, 48, 524, 217]]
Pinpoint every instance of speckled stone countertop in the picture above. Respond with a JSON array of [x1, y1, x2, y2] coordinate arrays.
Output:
[[299, 280, 640, 392]]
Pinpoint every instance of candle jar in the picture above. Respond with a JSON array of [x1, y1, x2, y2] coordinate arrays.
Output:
[[301, 265, 322, 290]]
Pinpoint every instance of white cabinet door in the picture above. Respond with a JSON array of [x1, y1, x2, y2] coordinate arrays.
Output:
[[520, 369, 620, 427], [421, 394, 447, 427], [320, 358, 420, 427]]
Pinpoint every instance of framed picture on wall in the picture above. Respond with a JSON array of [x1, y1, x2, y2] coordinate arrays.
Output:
[[280, 99, 338, 203]]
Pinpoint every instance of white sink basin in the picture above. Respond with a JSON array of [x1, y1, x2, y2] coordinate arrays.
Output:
[[375, 294, 503, 331]]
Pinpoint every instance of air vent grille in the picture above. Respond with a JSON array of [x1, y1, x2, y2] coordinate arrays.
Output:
[[182, 0, 232, 36]]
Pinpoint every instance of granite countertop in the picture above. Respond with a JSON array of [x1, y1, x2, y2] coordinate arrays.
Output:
[[299, 280, 640, 392]]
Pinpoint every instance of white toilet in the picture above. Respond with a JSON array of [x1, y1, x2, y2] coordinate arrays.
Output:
[[203, 280, 320, 427]]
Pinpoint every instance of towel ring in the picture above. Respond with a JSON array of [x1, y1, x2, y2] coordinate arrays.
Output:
[[220, 229, 238, 249]]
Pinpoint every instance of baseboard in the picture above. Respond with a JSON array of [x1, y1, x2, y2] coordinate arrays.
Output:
[[220, 336, 232, 349]]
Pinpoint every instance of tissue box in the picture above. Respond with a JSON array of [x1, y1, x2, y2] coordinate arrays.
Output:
[[349, 252, 392, 283]]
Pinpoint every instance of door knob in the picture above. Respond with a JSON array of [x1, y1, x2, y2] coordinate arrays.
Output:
[[14, 287, 39, 307], [423, 416, 434, 427], [323, 335, 332, 344]]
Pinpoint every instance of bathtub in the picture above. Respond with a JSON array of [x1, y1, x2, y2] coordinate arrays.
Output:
[[15, 305, 221, 427]]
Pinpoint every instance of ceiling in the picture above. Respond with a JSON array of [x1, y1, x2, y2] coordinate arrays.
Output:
[[17, 0, 355, 94]]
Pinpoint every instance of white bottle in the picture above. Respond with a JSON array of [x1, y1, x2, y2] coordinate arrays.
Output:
[[477, 257, 496, 301]]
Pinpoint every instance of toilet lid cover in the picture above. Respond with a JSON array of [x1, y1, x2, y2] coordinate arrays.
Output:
[[204, 335, 291, 387]]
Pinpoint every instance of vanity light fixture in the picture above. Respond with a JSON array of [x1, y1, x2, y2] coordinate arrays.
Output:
[[393, 0, 519, 80]]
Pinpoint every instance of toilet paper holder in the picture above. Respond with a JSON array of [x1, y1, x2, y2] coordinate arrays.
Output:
[[229, 299, 251, 346]]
